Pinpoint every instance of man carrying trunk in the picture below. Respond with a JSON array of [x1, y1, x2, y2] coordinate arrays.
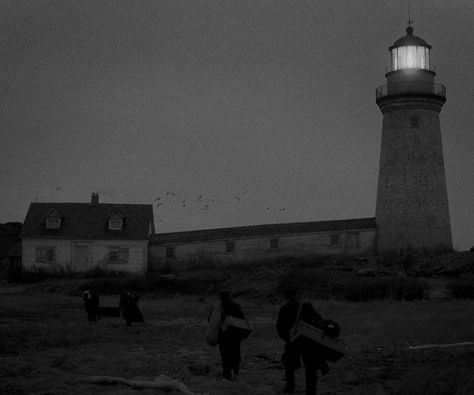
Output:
[[276, 288, 329, 395], [208, 289, 247, 381]]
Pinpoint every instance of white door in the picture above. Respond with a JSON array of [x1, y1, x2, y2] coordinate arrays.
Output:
[[73, 244, 90, 271]]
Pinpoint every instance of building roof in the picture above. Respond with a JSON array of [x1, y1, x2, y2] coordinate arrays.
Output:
[[150, 217, 376, 245], [21, 202, 154, 240], [389, 26, 431, 51]]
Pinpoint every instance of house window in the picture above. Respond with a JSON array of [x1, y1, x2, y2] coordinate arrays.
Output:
[[166, 247, 175, 258], [35, 247, 56, 263], [109, 247, 119, 264], [45, 211, 61, 229], [226, 241, 235, 253], [330, 234, 340, 246], [410, 115, 419, 128], [270, 238, 279, 249], [119, 248, 129, 264], [109, 247, 129, 264], [108, 213, 123, 230]]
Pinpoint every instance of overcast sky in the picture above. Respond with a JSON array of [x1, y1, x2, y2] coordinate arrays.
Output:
[[1, 0, 473, 250]]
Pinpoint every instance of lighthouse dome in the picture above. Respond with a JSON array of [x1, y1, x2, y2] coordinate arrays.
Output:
[[389, 26, 431, 51]]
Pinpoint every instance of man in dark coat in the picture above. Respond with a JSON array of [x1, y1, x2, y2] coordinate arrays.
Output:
[[210, 290, 246, 380], [276, 288, 328, 395], [119, 290, 144, 326], [83, 289, 100, 324]]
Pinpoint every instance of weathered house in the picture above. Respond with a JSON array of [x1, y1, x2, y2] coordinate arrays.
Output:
[[20, 194, 154, 274], [149, 217, 377, 270]]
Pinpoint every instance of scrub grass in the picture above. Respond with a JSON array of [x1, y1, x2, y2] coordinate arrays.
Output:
[[447, 275, 474, 299], [1, 288, 473, 394]]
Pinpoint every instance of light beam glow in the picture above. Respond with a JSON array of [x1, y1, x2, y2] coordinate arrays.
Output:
[[391, 46, 429, 71]]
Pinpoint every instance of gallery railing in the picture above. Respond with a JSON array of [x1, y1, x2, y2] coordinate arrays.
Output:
[[376, 82, 446, 100]]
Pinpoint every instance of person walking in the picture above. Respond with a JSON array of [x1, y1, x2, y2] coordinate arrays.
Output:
[[276, 288, 328, 395], [91, 289, 100, 320], [208, 290, 247, 381], [119, 289, 144, 326], [83, 289, 100, 324]]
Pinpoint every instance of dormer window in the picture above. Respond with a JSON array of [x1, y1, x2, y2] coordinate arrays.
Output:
[[108, 212, 124, 231], [45, 210, 61, 229]]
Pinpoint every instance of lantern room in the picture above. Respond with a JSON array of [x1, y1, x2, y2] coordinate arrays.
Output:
[[388, 26, 431, 72]]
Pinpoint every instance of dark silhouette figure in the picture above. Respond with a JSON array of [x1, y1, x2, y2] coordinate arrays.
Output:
[[83, 289, 100, 324], [276, 289, 329, 395], [208, 290, 246, 380], [119, 290, 144, 326]]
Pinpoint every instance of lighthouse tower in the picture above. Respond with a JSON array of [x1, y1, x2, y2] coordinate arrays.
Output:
[[375, 26, 452, 253]]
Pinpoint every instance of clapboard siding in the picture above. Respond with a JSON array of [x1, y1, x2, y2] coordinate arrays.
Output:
[[22, 239, 76, 271], [22, 238, 148, 274], [93, 240, 148, 273], [149, 229, 377, 270]]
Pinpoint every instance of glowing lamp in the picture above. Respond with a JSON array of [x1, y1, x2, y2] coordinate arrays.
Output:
[[389, 26, 431, 72]]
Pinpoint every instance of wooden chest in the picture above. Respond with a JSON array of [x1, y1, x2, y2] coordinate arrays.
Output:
[[221, 316, 253, 339], [290, 321, 345, 362]]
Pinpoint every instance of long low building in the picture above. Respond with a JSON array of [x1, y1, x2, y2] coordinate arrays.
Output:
[[148, 217, 377, 270], [19, 193, 376, 274]]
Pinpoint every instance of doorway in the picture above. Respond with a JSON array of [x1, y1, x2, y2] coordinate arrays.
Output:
[[73, 244, 90, 271], [345, 232, 360, 254]]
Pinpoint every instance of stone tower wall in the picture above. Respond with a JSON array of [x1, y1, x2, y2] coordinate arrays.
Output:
[[376, 98, 452, 253]]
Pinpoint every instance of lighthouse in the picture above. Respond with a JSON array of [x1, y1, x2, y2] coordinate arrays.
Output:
[[375, 26, 452, 253]]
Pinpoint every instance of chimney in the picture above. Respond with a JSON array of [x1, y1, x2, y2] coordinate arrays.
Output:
[[91, 193, 99, 205]]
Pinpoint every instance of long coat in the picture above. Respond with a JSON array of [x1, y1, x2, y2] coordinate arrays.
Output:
[[219, 298, 245, 370], [119, 292, 144, 323], [207, 298, 246, 371], [276, 300, 322, 368], [83, 290, 99, 313]]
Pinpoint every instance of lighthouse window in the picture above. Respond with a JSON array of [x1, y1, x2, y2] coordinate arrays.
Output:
[[392, 46, 429, 71], [406, 46, 416, 68], [410, 115, 419, 128]]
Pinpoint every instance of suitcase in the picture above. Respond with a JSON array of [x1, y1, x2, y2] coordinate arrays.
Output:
[[98, 306, 120, 317], [221, 316, 253, 339], [290, 320, 346, 362]]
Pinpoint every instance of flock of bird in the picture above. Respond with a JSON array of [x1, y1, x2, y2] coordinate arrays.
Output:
[[52, 186, 287, 224], [154, 189, 287, 223]]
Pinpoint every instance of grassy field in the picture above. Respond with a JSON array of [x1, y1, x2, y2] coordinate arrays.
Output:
[[1, 282, 474, 395]]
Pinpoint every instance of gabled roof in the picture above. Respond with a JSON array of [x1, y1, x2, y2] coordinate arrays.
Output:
[[150, 217, 376, 245], [45, 209, 60, 218], [21, 203, 154, 240], [108, 210, 124, 219]]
